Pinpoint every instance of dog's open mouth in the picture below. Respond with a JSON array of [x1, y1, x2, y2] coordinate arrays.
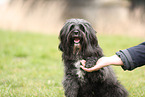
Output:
[[73, 37, 81, 55], [74, 38, 80, 44]]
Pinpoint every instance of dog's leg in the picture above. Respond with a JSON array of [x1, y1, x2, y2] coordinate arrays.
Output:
[[63, 76, 79, 97]]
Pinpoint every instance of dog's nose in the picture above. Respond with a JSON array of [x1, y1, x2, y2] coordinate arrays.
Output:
[[74, 31, 79, 35]]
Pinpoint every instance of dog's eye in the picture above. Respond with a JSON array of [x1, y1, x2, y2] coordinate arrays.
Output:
[[70, 25, 75, 31], [79, 24, 85, 32]]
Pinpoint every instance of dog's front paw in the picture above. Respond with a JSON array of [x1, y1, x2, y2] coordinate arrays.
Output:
[[85, 57, 98, 68]]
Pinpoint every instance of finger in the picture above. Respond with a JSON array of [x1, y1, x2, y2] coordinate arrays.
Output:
[[80, 60, 86, 63], [80, 60, 86, 67], [80, 65, 101, 72], [88, 65, 101, 72], [80, 66, 92, 72], [80, 66, 94, 72]]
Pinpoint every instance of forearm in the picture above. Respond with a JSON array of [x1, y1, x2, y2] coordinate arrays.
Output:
[[109, 55, 124, 66]]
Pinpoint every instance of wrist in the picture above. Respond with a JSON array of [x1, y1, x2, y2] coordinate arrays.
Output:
[[109, 55, 124, 66]]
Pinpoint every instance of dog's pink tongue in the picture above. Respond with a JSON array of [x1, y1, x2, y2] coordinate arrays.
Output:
[[74, 38, 80, 43]]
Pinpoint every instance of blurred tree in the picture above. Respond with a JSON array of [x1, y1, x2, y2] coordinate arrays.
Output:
[[9, 0, 98, 22], [129, 0, 145, 22], [129, 0, 145, 11], [9, 0, 51, 14], [62, 0, 97, 22]]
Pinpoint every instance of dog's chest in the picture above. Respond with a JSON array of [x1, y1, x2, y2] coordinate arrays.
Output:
[[74, 61, 85, 80]]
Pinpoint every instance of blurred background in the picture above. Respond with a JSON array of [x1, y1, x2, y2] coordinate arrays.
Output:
[[0, 0, 145, 37], [0, 0, 145, 96]]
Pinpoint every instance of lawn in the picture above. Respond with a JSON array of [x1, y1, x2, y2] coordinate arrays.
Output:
[[0, 30, 144, 97]]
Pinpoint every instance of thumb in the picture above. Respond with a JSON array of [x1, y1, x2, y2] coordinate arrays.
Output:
[[80, 65, 100, 72], [80, 60, 86, 67], [80, 62, 103, 72]]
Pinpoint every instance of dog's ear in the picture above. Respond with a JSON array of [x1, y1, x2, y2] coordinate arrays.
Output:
[[58, 26, 65, 52], [58, 43, 63, 52], [86, 24, 98, 46]]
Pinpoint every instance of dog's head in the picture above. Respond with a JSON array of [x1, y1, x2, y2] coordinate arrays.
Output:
[[59, 19, 101, 58]]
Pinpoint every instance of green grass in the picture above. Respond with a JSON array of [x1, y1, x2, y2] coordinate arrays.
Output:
[[0, 30, 144, 97]]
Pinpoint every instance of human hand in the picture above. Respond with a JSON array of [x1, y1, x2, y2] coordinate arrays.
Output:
[[80, 57, 111, 72], [80, 55, 124, 72]]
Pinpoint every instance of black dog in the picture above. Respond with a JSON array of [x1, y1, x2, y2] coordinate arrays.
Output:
[[59, 19, 128, 97]]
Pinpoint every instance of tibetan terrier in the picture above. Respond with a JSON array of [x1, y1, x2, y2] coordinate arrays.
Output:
[[58, 19, 128, 97]]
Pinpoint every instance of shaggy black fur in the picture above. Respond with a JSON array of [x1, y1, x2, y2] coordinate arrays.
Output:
[[59, 19, 128, 97]]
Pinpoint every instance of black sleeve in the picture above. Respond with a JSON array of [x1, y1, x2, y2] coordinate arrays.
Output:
[[116, 42, 145, 71]]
